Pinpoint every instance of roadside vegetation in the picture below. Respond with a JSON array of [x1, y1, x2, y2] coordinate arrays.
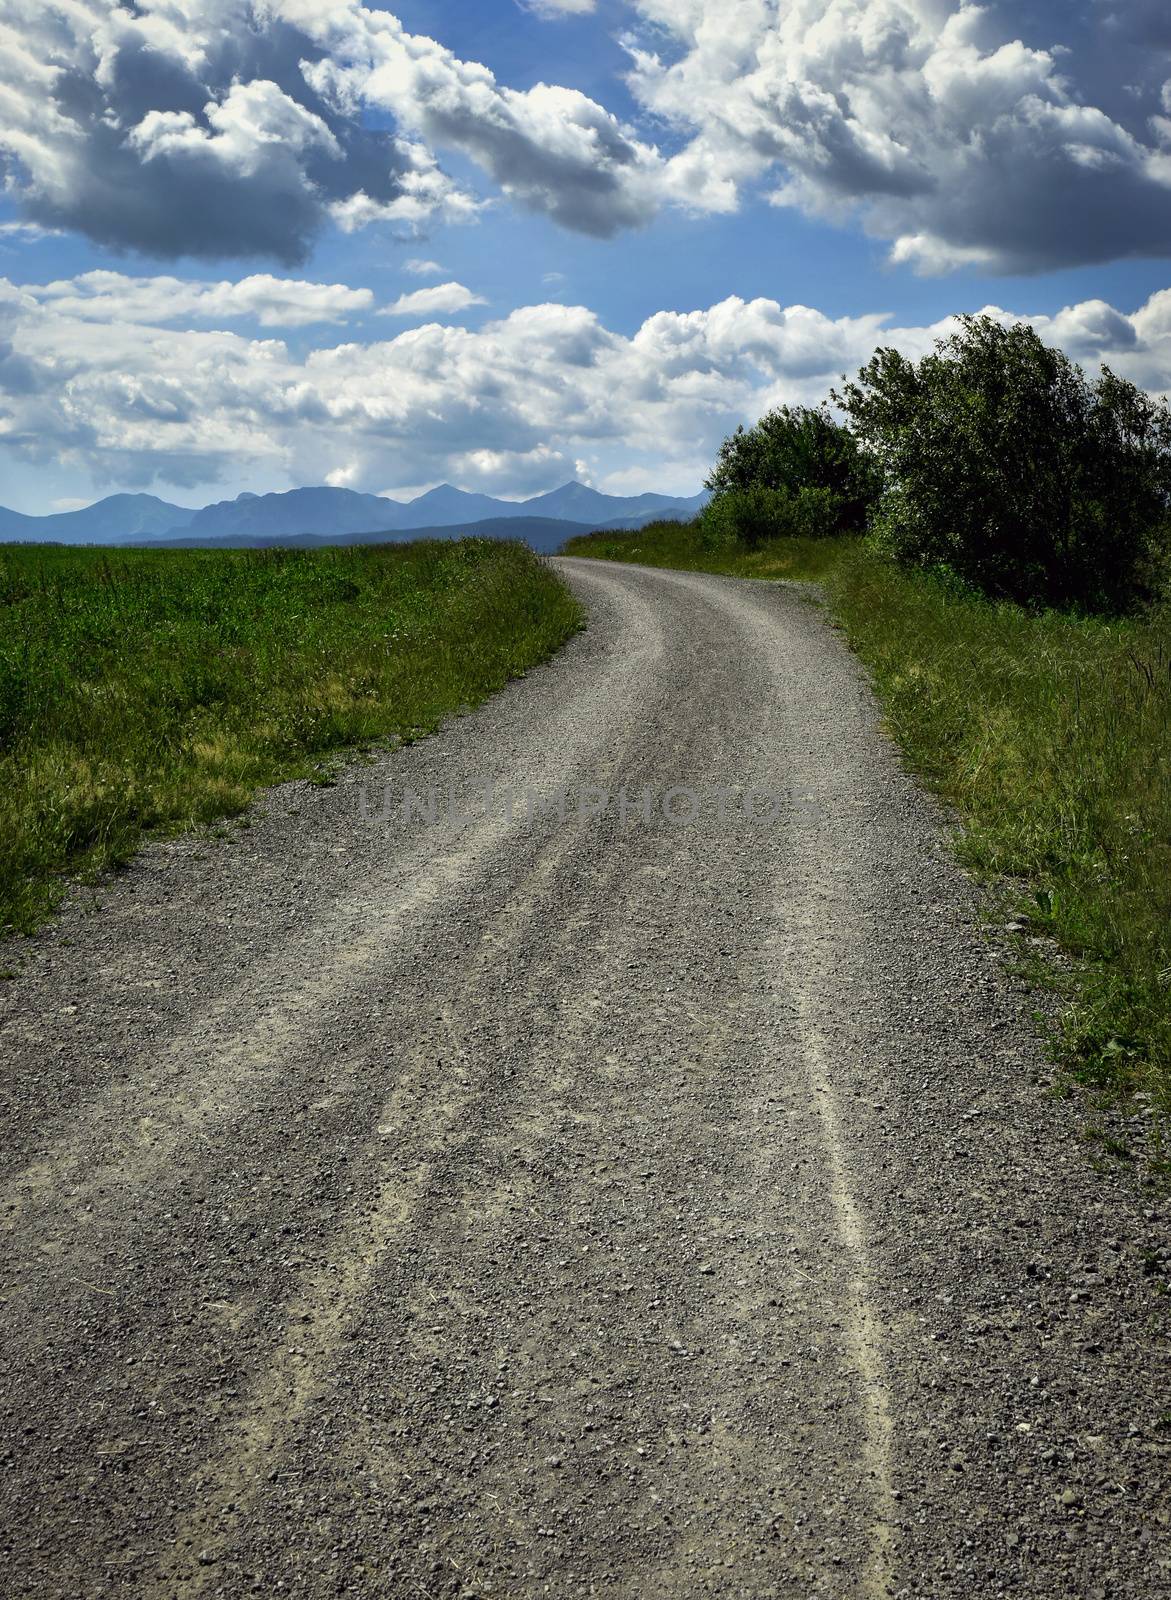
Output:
[[567, 315, 1171, 1132], [0, 538, 580, 935], [832, 554, 1170, 1131], [562, 519, 849, 581]]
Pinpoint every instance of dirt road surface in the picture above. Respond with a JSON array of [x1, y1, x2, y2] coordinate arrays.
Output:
[[1, 560, 1167, 1599]]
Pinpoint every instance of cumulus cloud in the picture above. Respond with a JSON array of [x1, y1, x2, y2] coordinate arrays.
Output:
[[327, 139, 482, 234], [626, 0, 1171, 272], [3, 2, 1168, 270], [290, 1, 665, 236], [382, 282, 488, 318], [26, 271, 374, 326], [0, 0, 663, 261], [403, 258, 446, 277], [0, 0, 479, 263], [3, 266, 1169, 500]]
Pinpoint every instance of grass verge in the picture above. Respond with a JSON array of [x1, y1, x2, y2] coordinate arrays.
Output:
[[0, 538, 581, 935], [561, 519, 852, 581], [827, 553, 1170, 1135], [567, 523, 1170, 1136]]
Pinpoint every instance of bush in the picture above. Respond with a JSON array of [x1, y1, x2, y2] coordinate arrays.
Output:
[[835, 315, 1171, 614], [705, 403, 878, 534], [698, 483, 843, 548]]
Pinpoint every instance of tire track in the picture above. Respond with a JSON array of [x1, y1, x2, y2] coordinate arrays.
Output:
[[0, 559, 1165, 1600]]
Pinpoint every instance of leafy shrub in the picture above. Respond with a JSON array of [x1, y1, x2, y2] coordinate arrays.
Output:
[[835, 315, 1171, 614], [705, 404, 878, 534], [698, 483, 843, 548]]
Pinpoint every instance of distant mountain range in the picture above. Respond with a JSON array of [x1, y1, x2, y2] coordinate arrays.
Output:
[[0, 493, 199, 543], [144, 516, 601, 557], [0, 482, 709, 551]]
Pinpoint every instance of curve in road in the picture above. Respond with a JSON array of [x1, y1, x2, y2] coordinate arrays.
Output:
[[0, 559, 1166, 1599]]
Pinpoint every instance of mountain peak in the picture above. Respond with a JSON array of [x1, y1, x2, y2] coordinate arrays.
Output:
[[413, 482, 464, 500], [1, 480, 709, 546]]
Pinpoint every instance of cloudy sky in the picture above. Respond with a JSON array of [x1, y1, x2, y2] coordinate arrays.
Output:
[[3, 0, 1171, 513]]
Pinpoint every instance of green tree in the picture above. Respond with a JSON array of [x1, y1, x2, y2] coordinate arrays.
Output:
[[698, 484, 841, 549], [705, 404, 877, 536], [835, 315, 1171, 613]]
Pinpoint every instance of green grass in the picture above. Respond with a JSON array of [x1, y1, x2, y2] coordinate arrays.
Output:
[[568, 522, 1170, 1134], [827, 553, 1171, 1132], [0, 538, 581, 935], [561, 519, 852, 581]]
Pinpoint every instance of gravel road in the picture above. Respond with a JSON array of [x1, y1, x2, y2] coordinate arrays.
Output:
[[1, 558, 1167, 1600]]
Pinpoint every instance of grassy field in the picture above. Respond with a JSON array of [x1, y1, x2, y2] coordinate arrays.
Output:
[[0, 538, 581, 935], [562, 519, 851, 581], [568, 524, 1170, 1137]]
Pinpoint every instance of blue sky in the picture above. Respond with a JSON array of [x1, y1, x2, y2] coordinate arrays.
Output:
[[2, 0, 1171, 514]]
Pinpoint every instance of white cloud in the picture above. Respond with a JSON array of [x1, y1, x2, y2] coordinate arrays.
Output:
[[0, 221, 62, 242], [286, 2, 667, 236], [382, 282, 489, 318], [128, 78, 341, 170], [0, 1, 481, 262], [3, 269, 1169, 502], [524, 0, 598, 15], [3, 2, 1169, 270], [625, 0, 1171, 271], [327, 139, 483, 233], [887, 235, 1001, 277], [26, 271, 374, 327], [403, 258, 446, 277]]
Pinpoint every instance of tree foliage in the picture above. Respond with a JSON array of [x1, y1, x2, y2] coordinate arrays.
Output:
[[834, 315, 1171, 613], [704, 404, 877, 537], [699, 484, 842, 549]]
